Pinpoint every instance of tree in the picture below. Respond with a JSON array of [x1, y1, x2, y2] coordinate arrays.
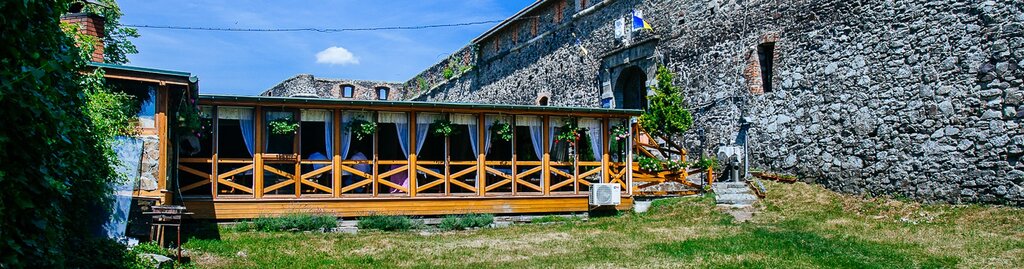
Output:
[[638, 65, 693, 162], [0, 0, 141, 268]]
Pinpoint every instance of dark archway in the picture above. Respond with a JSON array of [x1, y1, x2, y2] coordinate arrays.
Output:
[[615, 66, 648, 110]]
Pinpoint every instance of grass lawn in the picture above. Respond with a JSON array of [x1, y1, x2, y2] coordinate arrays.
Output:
[[184, 182, 1024, 268]]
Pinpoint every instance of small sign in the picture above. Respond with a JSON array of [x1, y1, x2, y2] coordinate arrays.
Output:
[[614, 18, 625, 39]]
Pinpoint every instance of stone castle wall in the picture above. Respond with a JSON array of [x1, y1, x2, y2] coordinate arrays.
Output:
[[412, 0, 1024, 205]]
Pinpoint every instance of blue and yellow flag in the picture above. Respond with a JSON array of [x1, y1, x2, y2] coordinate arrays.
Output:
[[632, 10, 652, 31]]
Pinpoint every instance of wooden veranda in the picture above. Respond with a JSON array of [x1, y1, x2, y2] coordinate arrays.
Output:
[[174, 95, 649, 219]]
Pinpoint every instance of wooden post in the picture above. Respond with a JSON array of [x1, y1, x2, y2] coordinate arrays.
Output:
[[478, 113, 486, 197], [156, 84, 169, 204], [543, 116, 550, 196], [409, 112, 418, 197], [573, 118, 579, 194], [372, 113, 379, 197], [254, 106, 264, 198], [601, 117, 610, 184], [444, 114, 451, 196], [707, 166, 714, 186], [210, 105, 219, 199], [511, 116, 517, 196], [333, 109, 342, 198], [294, 110, 301, 198]]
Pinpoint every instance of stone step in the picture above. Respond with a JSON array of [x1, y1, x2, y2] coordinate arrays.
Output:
[[715, 193, 759, 205], [714, 187, 751, 194], [716, 182, 749, 189]]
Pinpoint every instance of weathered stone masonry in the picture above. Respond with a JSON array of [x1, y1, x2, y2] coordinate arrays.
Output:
[[409, 0, 1024, 205]]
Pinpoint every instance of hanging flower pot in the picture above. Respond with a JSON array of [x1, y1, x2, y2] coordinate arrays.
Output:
[[489, 120, 512, 141], [346, 118, 377, 141], [431, 119, 456, 137], [269, 116, 299, 135]]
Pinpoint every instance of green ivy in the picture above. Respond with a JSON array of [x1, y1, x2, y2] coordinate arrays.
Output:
[[346, 118, 377, 141], [1, 0, 143, 267]]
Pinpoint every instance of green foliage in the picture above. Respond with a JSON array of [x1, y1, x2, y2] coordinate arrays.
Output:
[[437, 214, 494, 231], [554, 118, 582, 144], [430, 119, 456, 137], [81, 0, 140, 64], [175, 92, 207, 138], [442, 67, 455, 79], [268, 116, 299, 135], [639, 65, 692, 145], [345, 118, 377, 141], [357, 215, 418, 231], [637, 156, 664, 172], [234, 214, 338, 232], [690, 156, 720, 171], [0, 0, 141, 267], [417, 76, 429, 92], [489, 120, 512, 141]]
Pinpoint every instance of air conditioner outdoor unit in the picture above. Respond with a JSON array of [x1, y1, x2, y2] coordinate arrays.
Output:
[[589, 183, 621, 206]]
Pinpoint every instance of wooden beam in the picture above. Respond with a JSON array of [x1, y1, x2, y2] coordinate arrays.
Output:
[[409, 112, 418, 197], [333, 109, 342, 198], [477, 113, 486, 196], [254, 106, 264, 198], [602, 117, 609, 184], [156, 85, 169, 204], [543, 115, 550, 196]]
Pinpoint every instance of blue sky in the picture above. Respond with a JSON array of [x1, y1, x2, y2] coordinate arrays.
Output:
[[119, 0, 534, 95]]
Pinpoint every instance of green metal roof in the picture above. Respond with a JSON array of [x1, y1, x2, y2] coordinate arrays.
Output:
[[200, 94, 643, 116], [88, 62, 193, 78]]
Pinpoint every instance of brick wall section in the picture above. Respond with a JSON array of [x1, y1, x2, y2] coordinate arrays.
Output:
[[412, 0, 1024, 206], [60, 13, 105, 63]]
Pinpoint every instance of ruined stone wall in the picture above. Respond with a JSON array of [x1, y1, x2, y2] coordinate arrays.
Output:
[[413, 0, 1024, 205]]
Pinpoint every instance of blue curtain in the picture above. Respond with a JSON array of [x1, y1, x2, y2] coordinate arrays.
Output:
[[237, 109, 255, 157], [324, 112, 333, 158]]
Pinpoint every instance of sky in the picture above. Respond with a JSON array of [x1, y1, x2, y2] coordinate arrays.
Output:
[[119, 0, 535, 95]]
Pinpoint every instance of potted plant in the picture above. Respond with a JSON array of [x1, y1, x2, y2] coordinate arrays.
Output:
[[346, 117, 377, 140], [269, 116, 299, 135], [431, 119, 456, 137], [490, 120, 512, 141]]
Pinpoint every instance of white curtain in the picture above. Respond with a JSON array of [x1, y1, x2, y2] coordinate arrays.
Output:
[[517, 116, 544, 161], [548, 116, 562, 149], [341, 111, 371, 160], [302, 109, 332, 156], [581, 118, 603, 161], [219, 107, 255, 157], [415, 113, 440, 155], [452, 114, 479, 156], [380, 112, 411, 158]]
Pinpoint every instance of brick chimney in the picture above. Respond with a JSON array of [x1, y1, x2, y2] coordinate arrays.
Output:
[[61, 2, 105, 63]]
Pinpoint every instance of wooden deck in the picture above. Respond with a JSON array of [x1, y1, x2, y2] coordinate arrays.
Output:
[[184, 195, 633, 219]]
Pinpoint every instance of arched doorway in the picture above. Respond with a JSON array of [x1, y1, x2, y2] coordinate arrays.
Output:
[[615, 66, 648, 110]]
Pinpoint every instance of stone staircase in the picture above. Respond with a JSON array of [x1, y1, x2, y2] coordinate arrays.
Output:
[[712, 182, 759, 207]]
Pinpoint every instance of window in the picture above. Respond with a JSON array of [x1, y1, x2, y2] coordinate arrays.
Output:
[[537, 96, 549, 106], [757, 42, 776, 93], [492, 37, 500, 53], [531, 17, 539, 36], [576, 0, 588, 12], [341, 85, 354, 98], [376, 87, 389, 100], [512, 24, 520, 45]]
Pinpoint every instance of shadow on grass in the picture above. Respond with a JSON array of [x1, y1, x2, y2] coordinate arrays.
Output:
[[648, 225, 959, 268]]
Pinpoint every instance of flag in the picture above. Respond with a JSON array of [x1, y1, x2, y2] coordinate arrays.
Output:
[[632, 9, 652, 31], [573, 33, 589, 56]]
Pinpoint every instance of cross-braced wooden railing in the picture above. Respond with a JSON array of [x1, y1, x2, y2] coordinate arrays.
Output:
[[630, 124, 706, 196]]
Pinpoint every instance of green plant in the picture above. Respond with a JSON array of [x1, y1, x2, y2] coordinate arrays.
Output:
[[490, 120, 513, 141], [691, 157, 720, 171], [555, 118, 582, 145], [346, 118, 377, 140], [235, 214, 337, 232], [418, 76, 429, 92], [610, 124, 628, 141], [269, 116, 299, 135], [357, 215, 418, 231], [2, 1, 146, 267], [442, 67, 455, 79], [638, 156, 664, 172], [638, 65, 693, 159], [437, 214, 495, 231], [431, 119, 456, 137]]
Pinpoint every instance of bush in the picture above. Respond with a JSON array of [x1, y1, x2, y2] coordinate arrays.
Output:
[[235, 214, 337, 232], [437, 214, 495, 231], [357, 215, 418, 231]]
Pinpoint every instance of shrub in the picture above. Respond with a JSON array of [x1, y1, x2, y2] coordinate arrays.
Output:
[[438, 214, 495, 231], [357, 215, 418, 231], [235, 214, 337, 232]]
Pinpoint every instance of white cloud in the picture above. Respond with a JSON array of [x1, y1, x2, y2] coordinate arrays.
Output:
[[315, 46, 359, 65]]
